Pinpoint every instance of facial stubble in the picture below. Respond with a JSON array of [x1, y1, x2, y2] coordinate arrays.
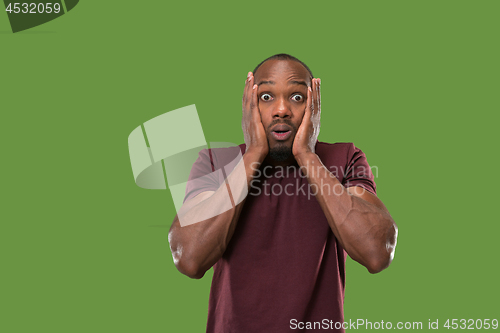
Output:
[[267, 119, 297, 162]]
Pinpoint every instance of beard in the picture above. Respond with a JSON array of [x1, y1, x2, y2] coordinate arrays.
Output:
[[269, 142, 293, 162], [266, 119, 297, 162]]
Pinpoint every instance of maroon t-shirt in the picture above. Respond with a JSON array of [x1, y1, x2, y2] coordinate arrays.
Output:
[[183, 142, 376, 333]]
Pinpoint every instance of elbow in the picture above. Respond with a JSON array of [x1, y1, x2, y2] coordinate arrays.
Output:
[[175, 259, 207, 279], [366, 254, 392, 274], [170, 243, 207, 279], [367, 223, 398, 274], [171, 249, 207, 279], [169, 226, 207, 279]]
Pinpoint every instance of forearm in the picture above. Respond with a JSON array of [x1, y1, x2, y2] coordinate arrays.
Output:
[[168, 151, 264, 278], [295, 152, 397, 273]]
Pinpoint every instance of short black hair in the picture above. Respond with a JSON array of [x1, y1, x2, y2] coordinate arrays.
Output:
[[252, 53, 314, 78]]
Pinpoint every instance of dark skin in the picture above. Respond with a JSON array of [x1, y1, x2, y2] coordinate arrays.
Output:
[[169, 59, 398, 278]]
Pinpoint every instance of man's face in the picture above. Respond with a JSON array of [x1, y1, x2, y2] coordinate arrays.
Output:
[[254, 59, 312, 162]]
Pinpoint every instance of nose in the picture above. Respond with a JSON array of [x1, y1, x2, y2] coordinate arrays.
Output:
[[272, 97, 292, 119]]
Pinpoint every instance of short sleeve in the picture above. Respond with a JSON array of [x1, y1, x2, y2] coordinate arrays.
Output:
[[343, 143, 377, 195], [183, 149, 224, 203]]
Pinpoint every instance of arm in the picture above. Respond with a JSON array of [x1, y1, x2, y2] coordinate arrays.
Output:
[[295, 152, 397, 273], [168, 72, 268, 279], [293, 78, 398, 274], [168, 151, 263, 279]]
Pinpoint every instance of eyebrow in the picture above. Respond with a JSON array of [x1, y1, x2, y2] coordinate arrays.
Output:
[[257, 80, 275, 86], [257, 80, 309, 87]]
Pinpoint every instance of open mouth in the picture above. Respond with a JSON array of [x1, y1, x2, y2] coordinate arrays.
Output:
[[271, 124, 293, 141]]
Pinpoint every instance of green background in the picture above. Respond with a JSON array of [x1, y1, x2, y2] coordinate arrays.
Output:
[[1, 1, 498, 332]]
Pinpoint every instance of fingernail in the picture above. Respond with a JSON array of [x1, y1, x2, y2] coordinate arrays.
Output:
[[247, 72, 252, 79], [318, 78, 321, 84], [308, 87, 312, 92], [253, 84, 257, 89]]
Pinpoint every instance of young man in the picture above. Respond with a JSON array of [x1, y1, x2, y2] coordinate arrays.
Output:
[[169, 54, 398, 332]]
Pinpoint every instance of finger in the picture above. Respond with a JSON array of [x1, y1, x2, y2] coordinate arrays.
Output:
[[251, 81, 259, 116], [313, 80, 318, 113], [242, 78, 247, 107], [313, 78, 320, 116], [249, 77, 257, 112], [243, 72, 251, 106], [242, 72, 252, 108], [317, 78, 321, 115], [305, 85, 313, 118], [247, 74, 255, 113]]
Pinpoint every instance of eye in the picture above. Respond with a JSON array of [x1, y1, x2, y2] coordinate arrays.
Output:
[[260, 93, 273, 102], [291, 94, 304, 102]]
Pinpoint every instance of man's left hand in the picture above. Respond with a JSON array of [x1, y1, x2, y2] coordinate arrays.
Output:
[[292, 78, 321, 159]]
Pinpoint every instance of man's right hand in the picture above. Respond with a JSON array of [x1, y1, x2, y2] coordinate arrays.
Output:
[[169, 72, 270, 279], [242, 72, 268, 160]]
